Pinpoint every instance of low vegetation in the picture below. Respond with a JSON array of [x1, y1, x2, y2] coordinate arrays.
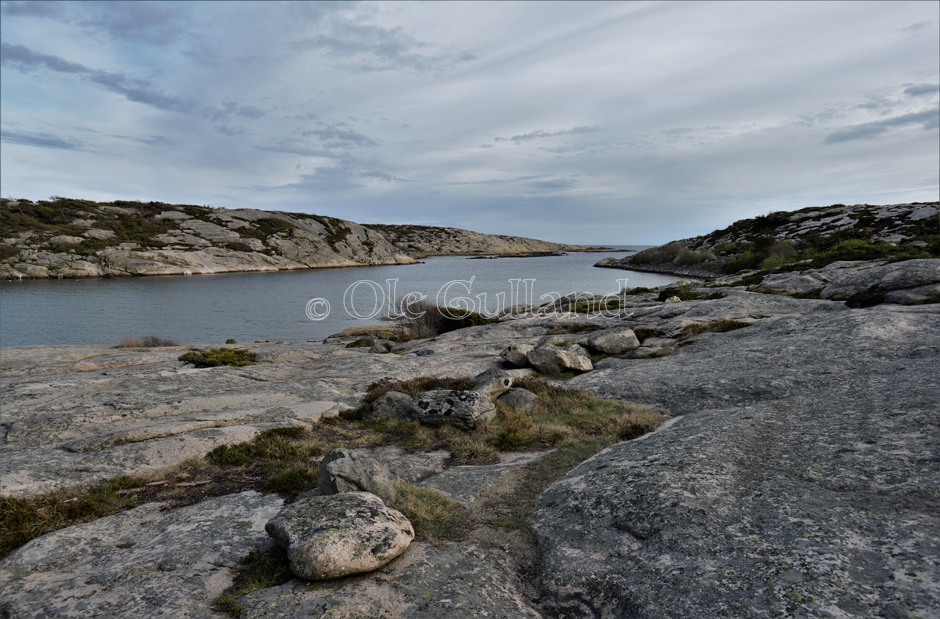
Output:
[[178, 348, 258, 368], [1, 375, 662, 565], [391, 298, 497, 341], [115, 335, 178, 348]]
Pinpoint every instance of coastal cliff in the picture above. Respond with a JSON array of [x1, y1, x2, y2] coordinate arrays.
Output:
[[0, 198, 585, 280], [596, 201, 939, 278]]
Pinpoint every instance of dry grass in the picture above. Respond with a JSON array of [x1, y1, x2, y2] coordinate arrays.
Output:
[[115, 335, 178, 348]]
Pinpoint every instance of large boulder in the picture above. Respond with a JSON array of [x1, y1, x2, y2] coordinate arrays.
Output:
[[819, 258, 940, 305], [265, 492, 414, 581], [411, 390, 497, 430], [527, 345, 593, 374], [587, 327, 641, 354]]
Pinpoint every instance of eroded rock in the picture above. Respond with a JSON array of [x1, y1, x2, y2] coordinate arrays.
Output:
[[411, 390, 497, 430], [265, 492, 414, 581]]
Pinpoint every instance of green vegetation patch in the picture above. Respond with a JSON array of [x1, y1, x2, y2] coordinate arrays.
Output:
[[212, 545, 293, 617], [178, 348, 258, 368], [115, 335, 178, 348]]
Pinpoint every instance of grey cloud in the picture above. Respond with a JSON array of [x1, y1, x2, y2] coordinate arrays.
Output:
[[1, 1, 60, 17], [825, 108, 940, 143], [182, 43, 220, 66], [905, 84, 940, 97], [1, 43, 194, 113], [301, 124, 377, 148], [1, 128, 82, 150], [113, 134, 177, 147], [495, 126, 599, 144], [527, 178, 579, 192], [78, 1, 183, 46], [898, 21, 931, 33], [202, 101, 266, 123], [298, 18, 474, 72]]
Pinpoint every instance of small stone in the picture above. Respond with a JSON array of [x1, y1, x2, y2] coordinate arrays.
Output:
[[664, 296, 681, 304], [497, 388, 538, 411], [265, 492, 414, 581], [317, 448, 398, 505]]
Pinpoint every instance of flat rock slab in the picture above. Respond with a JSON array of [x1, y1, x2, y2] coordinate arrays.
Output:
[[0, 491, 283, 617], [237, 540, 541, 618], [420, 451, 551, 507], [265, 492, 414, 581]]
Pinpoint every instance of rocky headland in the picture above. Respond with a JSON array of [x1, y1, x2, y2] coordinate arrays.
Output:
[[0, 197, 588, 280], [1, 202, 938, 618]]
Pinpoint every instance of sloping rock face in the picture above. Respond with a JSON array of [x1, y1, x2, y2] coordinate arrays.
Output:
[[0, 491, 283, 617], [363, 222, 589, 257], [534, 304, 940, 617], [0, 197, 593, 279], [238, 540, 541, 618]]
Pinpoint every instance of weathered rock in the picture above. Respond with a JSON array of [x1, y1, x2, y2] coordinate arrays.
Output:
[[540, 305, 940, 618], [664, 295, 681, 303], [420, 451, 550, 507], [318, 448, 398, 504], [0, 491, 283, 617], [472, 369, 512, 398], [265, 492, 414, 581], [371, 390, 416, 420], [411, 389, 497, 430], [526, 345, 593, 374], [587, 326, 641, 354], [820, 258, 940, 302], [500, 343, 533, 367], [497, 388, 538, 411], [237, 540, 541, 617]]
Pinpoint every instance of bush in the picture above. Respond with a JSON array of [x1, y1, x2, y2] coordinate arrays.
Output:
[[116, 335, 178, 348], [393, 298, 496, 340], [0, 243, 19, 259], [676, 249, 706, 266], [629, 242, 685, 265], [178, 348, 258, 367]]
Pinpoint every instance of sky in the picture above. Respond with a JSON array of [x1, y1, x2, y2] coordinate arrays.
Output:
[[1, 1, 938, 244]]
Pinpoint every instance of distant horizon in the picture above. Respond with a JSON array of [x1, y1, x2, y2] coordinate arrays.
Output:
[[2, 1, 937, 245]]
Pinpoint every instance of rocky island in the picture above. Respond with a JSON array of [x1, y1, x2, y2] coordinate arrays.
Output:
[[0, 197, 588, 280], [1, 202, 938, 618]]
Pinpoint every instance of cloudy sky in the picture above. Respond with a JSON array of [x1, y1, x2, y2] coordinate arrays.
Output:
[[1, 1, 937, 244]]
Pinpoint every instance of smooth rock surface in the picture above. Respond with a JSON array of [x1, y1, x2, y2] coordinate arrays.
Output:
[[0, 491, 283, 617], [237, 540, 541, 618], [587, 327, 641, 354], [265, 492, 414, 581]]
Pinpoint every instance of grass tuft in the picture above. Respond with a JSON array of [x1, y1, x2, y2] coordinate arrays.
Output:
[[178, 348, 258, 368], [116, 335, 178, 348]]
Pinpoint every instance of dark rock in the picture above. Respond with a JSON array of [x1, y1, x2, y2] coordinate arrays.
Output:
[[371, 391, 416, 420]]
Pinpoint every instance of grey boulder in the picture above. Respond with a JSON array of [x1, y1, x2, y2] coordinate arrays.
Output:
[[265, 491, 413, 581], [371, 390, 416, 420], [587, 327, 641, 354], [411, 390, 497, 430], [317, 448, 398, 505], [497, 388, 538, 411], [527, 345, 593, 374], [500, 343, 533, 367]]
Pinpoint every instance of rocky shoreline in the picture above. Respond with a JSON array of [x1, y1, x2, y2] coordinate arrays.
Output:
[[1, 251, 938, 617], [0, 198, 588, 280]]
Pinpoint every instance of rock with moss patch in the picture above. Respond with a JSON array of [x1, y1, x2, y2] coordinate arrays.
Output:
[[411, 390, 497, 430], [265, 491, 413, 581], [371, 391, 416, 420]]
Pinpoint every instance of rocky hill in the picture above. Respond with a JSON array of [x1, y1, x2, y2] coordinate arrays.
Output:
[[596, 201, 939, 278], [0, 198, 586, 279], [365, 223, 592, 258]]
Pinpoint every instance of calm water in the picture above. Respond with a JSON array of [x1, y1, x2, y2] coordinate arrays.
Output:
[[0, 251, 681, 347]]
